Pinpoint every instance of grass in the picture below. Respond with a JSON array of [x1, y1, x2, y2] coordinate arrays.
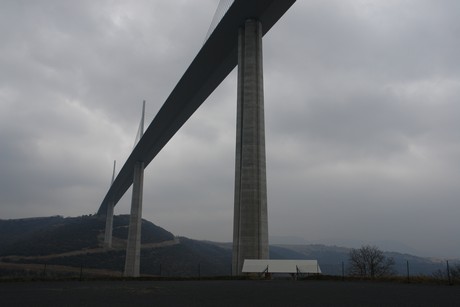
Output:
[[1, 262, 458, 285]]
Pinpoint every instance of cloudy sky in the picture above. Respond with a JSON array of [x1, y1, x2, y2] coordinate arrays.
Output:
[[1, 0, 459, 258]]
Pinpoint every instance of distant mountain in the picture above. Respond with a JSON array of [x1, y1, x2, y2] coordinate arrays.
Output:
[[269, 244, 448, 276], [0, 215, 452, 277], [269, 235, 310, 245]]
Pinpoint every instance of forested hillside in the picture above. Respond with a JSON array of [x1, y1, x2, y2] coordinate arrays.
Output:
[[0, 216, 452, 278]]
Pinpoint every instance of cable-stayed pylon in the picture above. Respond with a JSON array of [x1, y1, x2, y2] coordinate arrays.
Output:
[[203, 0, 235, 43], [103, 159, 117, 248], [133, 100, 146, 148]]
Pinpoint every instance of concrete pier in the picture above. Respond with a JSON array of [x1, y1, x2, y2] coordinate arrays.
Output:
[[103, 160, 116, 249], [103, 202, 114, 248], [232, 19, 269, 275], [124, 161, 144, 277]]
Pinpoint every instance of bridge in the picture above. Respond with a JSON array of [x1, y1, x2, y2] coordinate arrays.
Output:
[[97, 0, 296, 277]]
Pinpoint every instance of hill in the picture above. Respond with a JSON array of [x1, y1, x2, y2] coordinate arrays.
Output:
[[0, 215, 174, 256], [0, 215, 452, 278], [0, 215, 230, 277]]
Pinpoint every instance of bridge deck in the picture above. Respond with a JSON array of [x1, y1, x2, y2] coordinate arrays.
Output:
[[98, 0, 296, 215]]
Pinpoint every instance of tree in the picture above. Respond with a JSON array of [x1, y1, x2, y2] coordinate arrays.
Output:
[[348, 245, 395, 278], [452, 264, 460, 281], [432, 263, 460, 282]]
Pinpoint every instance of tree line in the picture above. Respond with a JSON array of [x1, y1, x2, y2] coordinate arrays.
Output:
[[347, 245, 460, 282]]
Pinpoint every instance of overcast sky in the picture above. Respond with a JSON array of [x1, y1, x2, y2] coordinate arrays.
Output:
[[1, 0, 459, 258]]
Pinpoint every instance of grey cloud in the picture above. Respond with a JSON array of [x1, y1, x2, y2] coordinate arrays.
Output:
[[1, 0, 459, 258]]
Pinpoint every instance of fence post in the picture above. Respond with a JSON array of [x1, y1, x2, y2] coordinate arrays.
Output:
[[342, 261, 345, 281]]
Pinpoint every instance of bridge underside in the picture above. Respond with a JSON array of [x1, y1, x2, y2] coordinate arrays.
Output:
[[98, 0, 296, 277], [97, 0, 296, 216]]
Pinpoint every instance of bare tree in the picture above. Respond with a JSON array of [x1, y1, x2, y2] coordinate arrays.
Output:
[[452, 264, 460, 281], [348, 245, 395, 278], [433, 263, 460, 282]]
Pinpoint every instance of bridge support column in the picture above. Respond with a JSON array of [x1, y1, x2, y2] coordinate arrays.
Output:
[[103, 202, 114, 248], [232, 19, 269, 276], [124, 161, 144, 277]]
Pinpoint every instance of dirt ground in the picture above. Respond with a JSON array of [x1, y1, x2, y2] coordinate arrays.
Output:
[[1, 279, 459, 306]]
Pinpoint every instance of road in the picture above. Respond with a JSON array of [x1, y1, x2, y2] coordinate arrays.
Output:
[[1, 279, 458, 306]]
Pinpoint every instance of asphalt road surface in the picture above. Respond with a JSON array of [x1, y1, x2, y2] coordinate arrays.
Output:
[[1, 279, 459, 306]]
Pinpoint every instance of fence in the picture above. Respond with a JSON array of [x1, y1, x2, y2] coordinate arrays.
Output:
[[1, 260, 459, 284]]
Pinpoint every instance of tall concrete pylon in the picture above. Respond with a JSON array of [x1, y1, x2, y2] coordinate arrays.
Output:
[[124, 160, 144, 277], [124, 101, 146, 277], [232, 19, 269, 275], [103, 202, 114, 248], [103, 160, 116, 248]]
